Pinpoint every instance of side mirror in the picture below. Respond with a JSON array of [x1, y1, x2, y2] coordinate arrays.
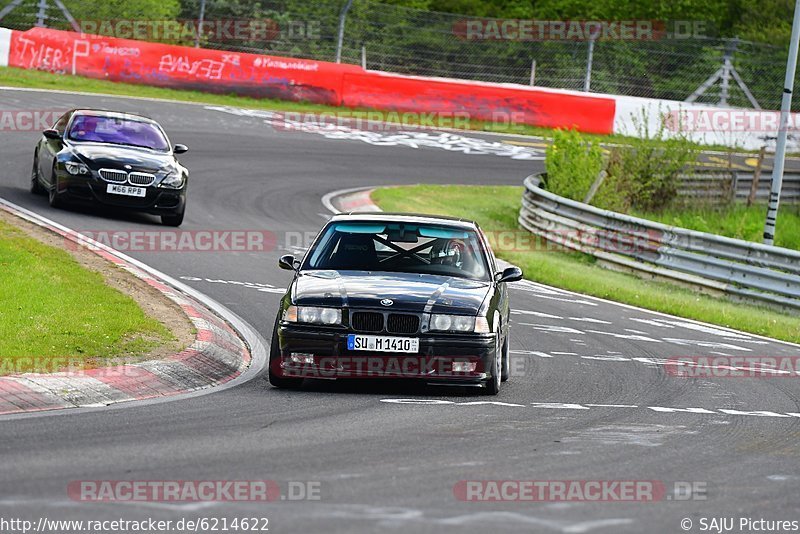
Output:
[[173, 144, 189, 154], [279, 254, 298, 271], [43, 129, 61, 140], [495, 266, 523, 284]]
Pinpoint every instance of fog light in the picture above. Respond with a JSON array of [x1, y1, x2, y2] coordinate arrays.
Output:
[[452, 361, 477, 373], [290, 353, 315, 364]]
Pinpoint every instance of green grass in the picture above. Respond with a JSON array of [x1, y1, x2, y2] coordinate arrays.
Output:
[[0, 66, 733, 149], [0, 219, 172, 374], [634, 203, 800, 251], [371, 185, 800, 344]]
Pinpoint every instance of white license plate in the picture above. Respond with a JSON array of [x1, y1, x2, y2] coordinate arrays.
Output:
[[347, 334, 419, 353], [107, 184, 146, 197]]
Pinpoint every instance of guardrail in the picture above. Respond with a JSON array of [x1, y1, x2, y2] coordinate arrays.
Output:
[[677, 170, 800, 203], [519, 173, 800, 310]]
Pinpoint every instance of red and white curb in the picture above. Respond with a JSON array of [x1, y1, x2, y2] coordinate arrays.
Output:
[[0, 198, 267, 416], [321, 186, 382, 214]]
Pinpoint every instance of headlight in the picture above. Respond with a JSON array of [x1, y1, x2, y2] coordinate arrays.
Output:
[[429, 314, 491, 333], [284, 305, 342, 325], [64, 162, 90, 175], [159, 171, 185, 189]]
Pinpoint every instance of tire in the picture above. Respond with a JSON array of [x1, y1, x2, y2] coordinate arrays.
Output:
[[484, 331, 502, 395], [30, 154, 44, 195], [501, 330, 510, 382], [48, 163, 65, 208], [161, 209, 185, 227], [268, 320, 303, 389]]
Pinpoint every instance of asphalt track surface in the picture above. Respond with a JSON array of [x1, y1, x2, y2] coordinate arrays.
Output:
[[1, 88, 800, 534]]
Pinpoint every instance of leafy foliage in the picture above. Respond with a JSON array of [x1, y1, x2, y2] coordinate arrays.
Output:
[[544, 115, 699, 212], [595, 109, 699, 212], [544, 129, 604, 201]]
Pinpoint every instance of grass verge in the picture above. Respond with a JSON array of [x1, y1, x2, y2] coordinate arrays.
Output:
[[371, 185, 800, 344], [633, 203, 800, 251], [0, 217, 172, 374]]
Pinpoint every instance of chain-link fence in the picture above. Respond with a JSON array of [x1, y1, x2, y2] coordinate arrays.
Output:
[[1, 0, 797, 111]]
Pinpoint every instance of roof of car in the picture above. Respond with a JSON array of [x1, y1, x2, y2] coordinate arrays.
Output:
[[72, 109, 158, 123], [330, 212, 478, 229]]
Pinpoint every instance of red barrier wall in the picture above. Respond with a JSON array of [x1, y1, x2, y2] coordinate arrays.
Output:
[[4, 27, 616, 134], [341, 71, 616, 134], [7, 27, 359, 105]]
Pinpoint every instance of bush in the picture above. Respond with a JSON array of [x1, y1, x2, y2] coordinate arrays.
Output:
[[544, 129, 604, 201], [594, 110, 699, 212]]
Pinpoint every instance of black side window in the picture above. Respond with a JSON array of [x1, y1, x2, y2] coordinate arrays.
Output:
[[53, 112, 71, 134]]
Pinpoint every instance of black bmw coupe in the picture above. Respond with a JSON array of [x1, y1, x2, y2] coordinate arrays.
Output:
[[269, 213, 523, 394], [30, 109, 189, 226]]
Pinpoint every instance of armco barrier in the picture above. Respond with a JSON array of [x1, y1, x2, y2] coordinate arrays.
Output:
[[5, 27, 361, 105], [0, 27, 10, 67], [340, 71, 616, 134], [678, 171, 800, 203], [0, 26, 617, 133], [519, 174, 800, 310]]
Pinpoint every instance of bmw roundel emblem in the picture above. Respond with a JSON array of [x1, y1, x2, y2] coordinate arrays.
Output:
[[124, 164, 132, 170], [380, 299, 393, 307]]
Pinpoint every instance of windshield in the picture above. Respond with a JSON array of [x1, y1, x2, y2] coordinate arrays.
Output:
[[304, 221, 490, 280], [67, 115, 169, 151]]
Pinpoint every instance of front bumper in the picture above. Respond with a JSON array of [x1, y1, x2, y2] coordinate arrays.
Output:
[[56, 171, 185, 215], [273, 322, 496, 385]]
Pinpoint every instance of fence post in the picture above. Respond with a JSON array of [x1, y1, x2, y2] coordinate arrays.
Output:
[[35, 0, 47, 27], [529, 60, 536, 86], [748, 146, 767, 206], [195, 0, 206, 48], [583, 35, 595, 92], [335, 0, 355, 63], [361, 45, 366, 69]]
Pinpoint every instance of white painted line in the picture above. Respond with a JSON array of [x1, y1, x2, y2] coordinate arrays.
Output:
[[518, 280, 800, 349], [585, 404, 638, 408], [513, 309, 563, 319]]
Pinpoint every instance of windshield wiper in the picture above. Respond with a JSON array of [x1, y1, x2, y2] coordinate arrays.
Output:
[[70, 138, 163, 151]]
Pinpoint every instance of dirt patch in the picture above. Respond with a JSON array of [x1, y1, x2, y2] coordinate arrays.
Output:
[[0, 209, 195, 368]]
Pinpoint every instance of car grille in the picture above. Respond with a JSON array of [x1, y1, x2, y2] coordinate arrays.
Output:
[[350, 311, 420, 334], [128, 172, 156, 186], [351, 312, 383, 332], [99, 169, 127, 183], [99, 168, 156, 186], [387, 313, 419, 334]]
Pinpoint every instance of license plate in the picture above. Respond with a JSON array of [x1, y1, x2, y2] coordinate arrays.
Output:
[[107, 184, 146, 197], [347, 334, 419, 354]]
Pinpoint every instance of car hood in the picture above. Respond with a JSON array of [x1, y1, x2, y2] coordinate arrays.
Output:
[[293, 271, 491, 315], [70, 143, 173, 173]]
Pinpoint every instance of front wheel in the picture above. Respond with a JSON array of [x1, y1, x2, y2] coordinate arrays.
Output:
[[48, 164, 65, 208], [484, 332, 502, 395], [30, 155, 44, 195], [161, 209, 185, 227], [501, 331, 510, 382]]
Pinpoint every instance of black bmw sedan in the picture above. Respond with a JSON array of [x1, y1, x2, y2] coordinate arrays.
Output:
[[269, 213, 523, 394], [30, 109, 189, 226]]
